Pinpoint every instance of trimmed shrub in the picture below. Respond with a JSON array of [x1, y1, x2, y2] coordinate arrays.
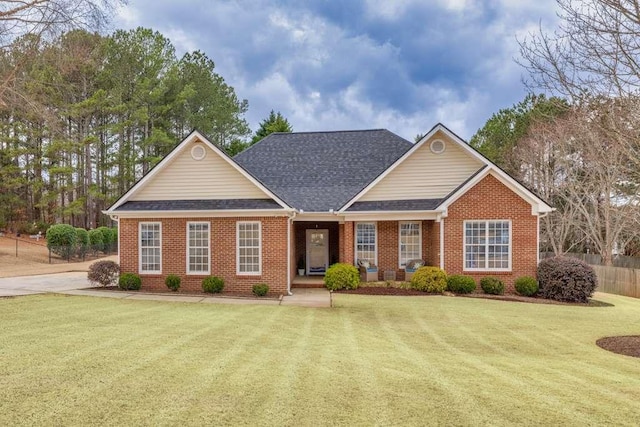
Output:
[[88, 260, 120, 287], [324, 263, 360, 291], [97, 226, 113, 253], [252, 283, 269, 297], [537, 257, 597, 303], [447, 275, 476, 294], [514, 276, 539, 297], [411, 266, 447, 293], [109, 227, 118, 248], [88, 228, 104, 253], [46, 224, 77, 260], [165, 274, 181, 292], [118, 273, 141, 291], [202, 276, 224, 293], [480, 277, 505, 295], [75, 227, 89, 258]]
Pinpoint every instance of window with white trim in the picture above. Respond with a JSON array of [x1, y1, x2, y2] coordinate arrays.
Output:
[[399, 222, 421, 268], [355, 222, 376, 264], [464, 220, 511, 270], [187, 222, 210, 274], [237, 221, 261, 275], [139, 222, 161, 273]]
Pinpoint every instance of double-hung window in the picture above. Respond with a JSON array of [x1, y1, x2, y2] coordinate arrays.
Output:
[[399, 222, 421, 268], [187, 222, 210, 274], [139, 222, 161, 274], [237, 221, 261, 275], [464, 220, 511, 271], [355, 222, 377, 265]]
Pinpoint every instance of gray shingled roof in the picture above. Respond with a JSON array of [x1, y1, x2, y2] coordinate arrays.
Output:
[[234, 129, 413, 211], [115, 199, 282, 211], [346, 199, 443, 211]]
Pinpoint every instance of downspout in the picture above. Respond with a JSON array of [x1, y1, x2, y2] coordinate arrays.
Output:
[[537, 211, 550, 264], [286, 210, 297, 296], [439, 216, 445, 270]]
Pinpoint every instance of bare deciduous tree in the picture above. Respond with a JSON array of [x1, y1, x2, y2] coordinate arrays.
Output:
[[516, 102, 640, 265], [519, 0, 640, 99]]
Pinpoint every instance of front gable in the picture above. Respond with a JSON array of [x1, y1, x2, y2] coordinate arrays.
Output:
[[357, 129, 483, 202], [106, 131, 290, 213]]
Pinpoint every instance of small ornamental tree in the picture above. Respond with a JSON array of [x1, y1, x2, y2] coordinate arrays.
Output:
[[46, 224, 77, 260], [324, 263, 360, 291]]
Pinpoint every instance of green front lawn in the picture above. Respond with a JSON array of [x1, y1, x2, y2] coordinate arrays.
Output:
[[1, 293, 639, 426]]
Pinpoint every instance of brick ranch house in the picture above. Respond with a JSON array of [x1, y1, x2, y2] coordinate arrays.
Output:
[[104, 123, 553, 295]]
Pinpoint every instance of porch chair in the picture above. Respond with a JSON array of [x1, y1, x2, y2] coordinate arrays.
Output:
[[357, 259, 378, 282], [404, 259, 425, 282]]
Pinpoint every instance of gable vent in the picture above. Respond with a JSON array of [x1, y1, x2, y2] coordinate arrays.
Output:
[[430, 139, 446, 154]]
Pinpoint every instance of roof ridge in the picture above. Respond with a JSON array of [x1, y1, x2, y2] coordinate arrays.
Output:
[[269, 128, 389, 135]]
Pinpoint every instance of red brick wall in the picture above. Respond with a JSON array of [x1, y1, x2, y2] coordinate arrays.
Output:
[[444, 174, 538, 291], [342, 222, 354, 265], [119, 216, 289, 295]]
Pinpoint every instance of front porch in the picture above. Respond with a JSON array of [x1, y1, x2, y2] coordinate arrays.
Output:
[[291, 275, 325, 288]]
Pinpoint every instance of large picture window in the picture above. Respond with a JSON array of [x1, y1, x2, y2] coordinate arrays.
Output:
[[355, 222, 377, 264], [139, 222, 161, 274], [464, 220, 511, 271], [399, 222, 421, 268], [237, 221, 261, 275], [187, 222, 210, 274]]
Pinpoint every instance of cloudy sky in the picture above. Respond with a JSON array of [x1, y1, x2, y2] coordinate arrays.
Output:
[[113, 0, 559, 141]]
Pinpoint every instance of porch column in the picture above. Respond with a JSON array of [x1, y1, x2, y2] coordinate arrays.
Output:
[[341, 221, 354, 265]]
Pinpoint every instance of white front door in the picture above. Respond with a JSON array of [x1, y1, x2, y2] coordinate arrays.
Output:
[[306, 229, 329, 275]]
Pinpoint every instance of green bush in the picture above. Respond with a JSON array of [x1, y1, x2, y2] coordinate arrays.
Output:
[[324, 263, 360, 291], [109, 227, 118, 248], [202, 276, 224, 293], [46, 224, 77, 260], [252, 283, 269, 297], [88, 260, 119, 287], [514, 276, 539, 297], [411, 266, 447, 293], [447, 275, 476, 294], [97, 226, 113, 253], [165, 274, 181, 292], [75, 228, 89, 258], [118, 273, 141, 291], [537, 257, 597, 303], [480, 277, 505, 295], [88, 228, 104, 252]]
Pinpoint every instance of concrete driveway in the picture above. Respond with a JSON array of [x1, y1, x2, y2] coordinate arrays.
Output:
[[0, 272, 92, 297]]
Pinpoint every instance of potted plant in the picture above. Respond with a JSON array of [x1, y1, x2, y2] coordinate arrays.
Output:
[[297, 255, 305, 276]]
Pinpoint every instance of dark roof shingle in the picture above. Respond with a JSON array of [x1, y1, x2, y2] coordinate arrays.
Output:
[[346, 199, 443, 212], [234, 129, 412, 211]]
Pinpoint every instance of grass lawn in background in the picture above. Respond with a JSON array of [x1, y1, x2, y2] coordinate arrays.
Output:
[[1, 293, 639, 426]]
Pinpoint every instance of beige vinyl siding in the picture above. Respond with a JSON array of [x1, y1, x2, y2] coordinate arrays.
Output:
[[360, 131, 483, 201], [132, 142, 268, 200]]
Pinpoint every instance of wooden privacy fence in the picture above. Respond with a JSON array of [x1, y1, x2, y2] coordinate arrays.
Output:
[[591, 265, 640, 298]]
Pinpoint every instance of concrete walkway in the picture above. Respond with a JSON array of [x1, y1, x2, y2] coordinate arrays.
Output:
[[0, 272, 331, 307]]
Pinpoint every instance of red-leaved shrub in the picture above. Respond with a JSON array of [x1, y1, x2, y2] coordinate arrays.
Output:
[[537, 257, 597, 303]]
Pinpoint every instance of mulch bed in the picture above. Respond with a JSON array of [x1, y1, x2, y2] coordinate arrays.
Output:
[[336, 287, 612, 306], [596, 336, 640, 358]]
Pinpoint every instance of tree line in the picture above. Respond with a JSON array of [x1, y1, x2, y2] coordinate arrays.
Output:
[[472, 0, 640, 265], [0, 27, 251, 232]]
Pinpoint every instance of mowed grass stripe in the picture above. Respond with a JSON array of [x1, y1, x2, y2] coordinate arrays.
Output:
[[1, 293, 640, 425]]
